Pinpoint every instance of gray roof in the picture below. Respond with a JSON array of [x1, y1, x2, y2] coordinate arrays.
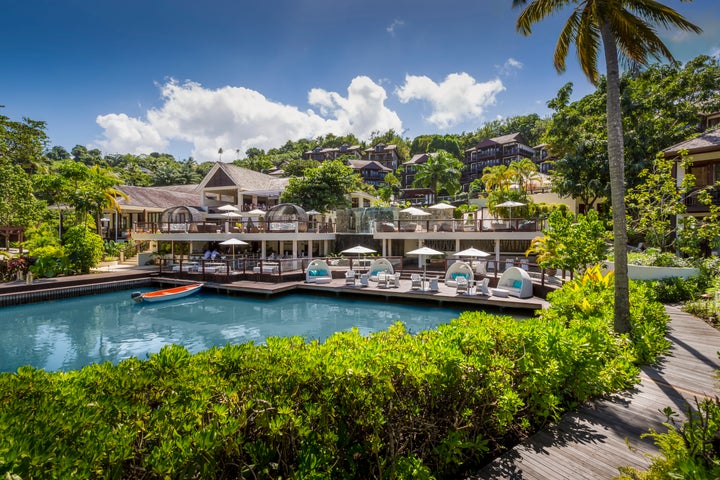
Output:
[[214, 163, 289, 192], [663, 128, 720, 156], [348, 160, 392, 172], [117, 185, 203, 210]]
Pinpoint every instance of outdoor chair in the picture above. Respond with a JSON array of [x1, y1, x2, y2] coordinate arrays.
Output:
[[475, 278, 491, 296], [429, 277, 439, 292], [456, 277, 469, 295], [360, 273, 369, 287], [411, 273, 422, 290], [345, 270, 356, 286]]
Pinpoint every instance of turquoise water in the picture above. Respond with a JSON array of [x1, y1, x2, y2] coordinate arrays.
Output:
[[0, 289, 464, 373]]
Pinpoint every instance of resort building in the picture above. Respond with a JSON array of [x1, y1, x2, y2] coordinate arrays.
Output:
[[666, 127, 720, 224], [347, 160, 393, 188], [303, 143, 363, 162], [462, 133, 535, 189], [364, 143, 404, 171], [402, 153, 435, 189]]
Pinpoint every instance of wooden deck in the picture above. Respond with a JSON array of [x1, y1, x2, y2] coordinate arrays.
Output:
[[471, 306, 720, 479]]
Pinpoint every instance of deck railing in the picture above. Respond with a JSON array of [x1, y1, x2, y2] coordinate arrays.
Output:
[[374, 217, 544, 233], [134, 220, 336, 234]]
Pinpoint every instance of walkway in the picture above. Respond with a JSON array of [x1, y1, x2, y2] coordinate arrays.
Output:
[[473, 306, 720, 479]]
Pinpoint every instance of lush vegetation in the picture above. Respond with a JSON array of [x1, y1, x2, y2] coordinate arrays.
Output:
[[0, 269, 669, 479], [617, 396, 720, 479]]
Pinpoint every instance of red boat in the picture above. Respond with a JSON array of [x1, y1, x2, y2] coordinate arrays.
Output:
[[131, 283, 203, 303]]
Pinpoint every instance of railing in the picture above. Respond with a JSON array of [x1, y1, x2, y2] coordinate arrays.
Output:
[[134, 221, 336, 234], [684, 186, 720, 212], [374, 217, 544, 233]]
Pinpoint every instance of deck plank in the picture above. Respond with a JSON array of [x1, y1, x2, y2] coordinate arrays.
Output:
[[472, 306, 720, 479]]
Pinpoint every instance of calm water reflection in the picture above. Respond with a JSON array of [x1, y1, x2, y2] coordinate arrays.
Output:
[[0, 289, 464, 372]]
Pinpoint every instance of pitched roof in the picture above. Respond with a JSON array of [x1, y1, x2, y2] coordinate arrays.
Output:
[[663, 128, 720, 156], [405, 153, 436, 165], [348, 160, 392, 171], [201, 162, 289, 193], [117, 185, 203, 210]]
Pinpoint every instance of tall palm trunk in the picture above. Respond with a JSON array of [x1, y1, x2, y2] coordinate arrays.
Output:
[[600, 22, 631, 334]]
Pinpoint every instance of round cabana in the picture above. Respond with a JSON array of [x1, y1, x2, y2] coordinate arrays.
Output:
[[265, 203, 308, 232], [159, 206, 205, 232]]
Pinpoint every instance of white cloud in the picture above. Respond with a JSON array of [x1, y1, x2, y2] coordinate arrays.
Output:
[[395, 72, 505, 129], [498, 57, 523, 76], [386, 19, 404, 35], [95, 77, 402, 161]]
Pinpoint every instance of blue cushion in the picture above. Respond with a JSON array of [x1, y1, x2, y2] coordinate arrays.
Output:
[[512, 280, 522, 289], [371, 270, 380, 276], [452, 273, 468, 280], [318, 270, 328, 276], [309, 270, 318, 276]]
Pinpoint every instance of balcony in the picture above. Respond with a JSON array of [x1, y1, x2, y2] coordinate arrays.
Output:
[[374, 217, 544, 234], [133, 220, 336, 236], [684, 186, 720, 213]]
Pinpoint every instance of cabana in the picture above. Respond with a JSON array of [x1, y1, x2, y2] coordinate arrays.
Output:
[[366, 258, 394, 281], [444, 261, 474, 287], [305, 259, 332, 284], [495, 267, 533, 298]]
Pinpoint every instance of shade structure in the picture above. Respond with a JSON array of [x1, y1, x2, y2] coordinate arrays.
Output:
[[428, 202, 455, 210], [342, 245, 376, 255], [406, 247, 443, 288], [454, 247, 491, 258], [219, 238, 248, 263], [222, 211, 242, 218], [217, 204, 238, 212], [495, 200, 525, 208], [495, 200, 525, 220], [246, 209, 266, 216], [306, 209, 321, 215], [400, 206, 430, 216]]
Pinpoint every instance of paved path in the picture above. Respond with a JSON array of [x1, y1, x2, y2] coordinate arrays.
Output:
[[474, 306, 720, 479]]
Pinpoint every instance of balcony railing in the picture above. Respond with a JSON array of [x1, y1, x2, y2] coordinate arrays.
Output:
[[133, 220, 336, 235], [374, 217, 544, 233], [683, 186, 720, 212]]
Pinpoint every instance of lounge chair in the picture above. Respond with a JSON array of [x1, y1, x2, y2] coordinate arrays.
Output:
[[456, 277, 469, 295], [475, 278, 491, 296], [411, 273, 422, 290], [306, 259, 333, 284], [428, 277, 439, 292], [389, 272, 401, 288], [496, 267, 533, 298], [359, 273, 369, 287], [345, 270, 356, 286], [445, 261, 474, 287], [367, 258, 394, 282]]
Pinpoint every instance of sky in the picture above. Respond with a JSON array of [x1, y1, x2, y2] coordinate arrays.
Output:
[[3, 0, 719, 163]]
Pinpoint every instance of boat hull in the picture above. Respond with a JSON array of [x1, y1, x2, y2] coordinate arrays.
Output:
[[132, 283, 203, 303]]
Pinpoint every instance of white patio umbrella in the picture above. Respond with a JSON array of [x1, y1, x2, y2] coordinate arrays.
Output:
[[220, 237, 248, 261], [217, 204, 238, 212], [495, 200, 525, 219], [400, 206, 430, 216], [341, 245, 376, 270], [406, 246, 443, 288], [247, 209, 266, 216], [428, 202, 455, 210], [221, 211, 242, 233], [454, 247, 491, 274], [306, 209, 321, 215]]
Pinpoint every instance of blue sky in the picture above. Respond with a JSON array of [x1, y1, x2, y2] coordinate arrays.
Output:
[[3, 0, 719, 162]]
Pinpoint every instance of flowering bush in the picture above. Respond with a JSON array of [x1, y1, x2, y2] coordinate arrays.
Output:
[[0, 255, 33, 283]]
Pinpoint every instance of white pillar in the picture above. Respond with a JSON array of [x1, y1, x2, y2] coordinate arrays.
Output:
[[292, 240, 298, 258], [495, 239, 501, 265], [261, 241, 266, 258], [308, 240, 313, 259], [455, 239, 460, 252], [418, 239, 423, 268]]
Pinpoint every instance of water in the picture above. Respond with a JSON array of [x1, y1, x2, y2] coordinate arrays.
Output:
[[0, 289, 464, 373]]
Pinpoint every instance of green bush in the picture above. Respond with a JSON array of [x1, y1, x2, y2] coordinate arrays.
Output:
[[0, 272, 669, 479], [62, 225, 104, 274], [617, 396, 720, 479]]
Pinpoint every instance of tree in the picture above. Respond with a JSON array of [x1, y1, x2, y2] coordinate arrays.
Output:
[[63, 225, 104, 274], [282, 159, 321, 178], [514, 0, 701, 334], [0, 109, 50, 174], [626, 152, 692, 250], [413, 150, 464, 196], [378, 171, 401, 203], [509, 157, 541, 192], [0, 164, 44, 228], [526, 209, 608, 275], [281, 160, 362, 212]]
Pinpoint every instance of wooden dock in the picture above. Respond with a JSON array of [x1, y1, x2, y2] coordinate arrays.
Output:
[[471, 306, 720, 479]]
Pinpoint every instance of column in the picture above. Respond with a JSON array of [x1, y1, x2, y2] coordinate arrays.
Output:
[[261, 240, 266, 258]]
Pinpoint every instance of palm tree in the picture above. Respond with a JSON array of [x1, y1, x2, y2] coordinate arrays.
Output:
[[481, 164, 513, 193], [509, 157, 541, 193], [413, 150, 464, 198], [513, 0, 701, 334]]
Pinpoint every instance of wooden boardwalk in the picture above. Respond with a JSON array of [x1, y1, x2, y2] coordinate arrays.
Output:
[[473, 306, 720, 479]]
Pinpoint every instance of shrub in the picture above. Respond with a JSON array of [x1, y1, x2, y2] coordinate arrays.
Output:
[[0, 271, 669, 479], [617, 396, 720, 479], [62, 225, 104, 274]]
